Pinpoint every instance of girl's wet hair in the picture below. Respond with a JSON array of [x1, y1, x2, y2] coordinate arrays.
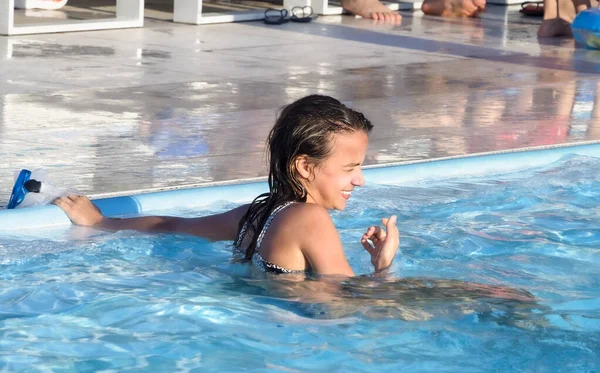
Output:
[[235, 94, 373, 260]]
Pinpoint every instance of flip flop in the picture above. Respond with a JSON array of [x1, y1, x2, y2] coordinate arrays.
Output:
[[519, 1, 544, 16], [264, 8, 290, 24], [291, 6, 317, 22]]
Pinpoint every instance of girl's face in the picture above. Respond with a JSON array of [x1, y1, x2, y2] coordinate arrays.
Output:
[[303, 130, 368, 210]]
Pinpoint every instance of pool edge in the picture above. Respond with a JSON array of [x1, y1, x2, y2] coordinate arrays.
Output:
[[2, 142, 600, 231]]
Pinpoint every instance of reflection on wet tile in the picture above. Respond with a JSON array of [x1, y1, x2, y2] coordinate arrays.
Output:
[[216, 41, 456, 71], [1, 10, 600, 202], [8, 40, 116, 59], [85, 20, 319, 51], [0, 58, 216, 93]]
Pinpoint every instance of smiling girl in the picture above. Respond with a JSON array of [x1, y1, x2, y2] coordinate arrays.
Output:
[[54, 95, 400, 277]]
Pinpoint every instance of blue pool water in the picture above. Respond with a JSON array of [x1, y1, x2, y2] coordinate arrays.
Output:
[[1, 154, 600, 372]]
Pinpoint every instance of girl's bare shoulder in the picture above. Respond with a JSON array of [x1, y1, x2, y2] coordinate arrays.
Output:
[[276, 202, 335, 234], [262, 202, 339, 269]]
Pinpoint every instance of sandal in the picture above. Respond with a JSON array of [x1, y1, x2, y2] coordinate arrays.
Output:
[[519, 1, 544, 16], [291, 6, 317, 22], [264, 8, 290, 24]]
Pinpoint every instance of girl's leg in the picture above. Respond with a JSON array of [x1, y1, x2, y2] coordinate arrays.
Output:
[[537, 0, 576, 37]]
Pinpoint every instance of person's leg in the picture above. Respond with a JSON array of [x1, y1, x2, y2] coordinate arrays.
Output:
[[572, 0, 594, 12], [340, 0, 402, 21], [537, 0, 576, 37], [538, 0, 598, 37], [421, 0, 486, 18]]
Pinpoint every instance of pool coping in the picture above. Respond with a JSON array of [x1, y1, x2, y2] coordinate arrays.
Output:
[[2, 141, 600, 232]]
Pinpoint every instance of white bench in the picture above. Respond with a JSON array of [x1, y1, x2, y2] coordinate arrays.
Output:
[[1, 0, 426, 34], [172, 0, 406, 25], [1, 0, 144, 36], [173, 0, 271, 24]]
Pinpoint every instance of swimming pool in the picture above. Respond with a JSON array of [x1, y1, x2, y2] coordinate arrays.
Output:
[[1, 146, 599, 372]]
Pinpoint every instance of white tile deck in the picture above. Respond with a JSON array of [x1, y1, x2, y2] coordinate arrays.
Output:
[[1, 6, 599, 204]]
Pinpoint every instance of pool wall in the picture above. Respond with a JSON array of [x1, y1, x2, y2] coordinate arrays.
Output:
[[2, 143, 600, 231]]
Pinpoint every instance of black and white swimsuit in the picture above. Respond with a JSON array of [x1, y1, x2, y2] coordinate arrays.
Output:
[[236, 202, 303, 274]]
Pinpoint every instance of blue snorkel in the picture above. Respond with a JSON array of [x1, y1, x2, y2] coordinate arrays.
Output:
[[7, 169, 70, 209], [8, 169, 32, 209]]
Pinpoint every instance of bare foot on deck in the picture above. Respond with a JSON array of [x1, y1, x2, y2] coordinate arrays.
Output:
[[421, 0, 486, 17], [340, 0, 403, 22]]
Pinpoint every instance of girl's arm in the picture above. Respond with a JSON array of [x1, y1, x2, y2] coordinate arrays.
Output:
[[299, 204, 355, 277], [297, 204, 399, 276], [53, 195, 247, 242]]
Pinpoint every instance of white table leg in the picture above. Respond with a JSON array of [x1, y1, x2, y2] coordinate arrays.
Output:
[[117, 0, 145, 23], [1, 0, 15, 35], [2, 0, 145, 36], [174, 0, 202, 24]]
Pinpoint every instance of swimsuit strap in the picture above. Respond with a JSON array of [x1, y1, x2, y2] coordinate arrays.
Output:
[[256, 201, 294, 250], [234, 201, 295, 249], [234, 221, 248, 248]]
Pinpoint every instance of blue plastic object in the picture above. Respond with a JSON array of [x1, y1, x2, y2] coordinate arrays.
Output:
[[8, 169, 32, 209], [572, 8, 600, 49]]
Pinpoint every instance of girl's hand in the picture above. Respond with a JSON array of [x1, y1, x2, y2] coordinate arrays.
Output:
[[361, 215, 400, 272], [53, 195, 104, 227]]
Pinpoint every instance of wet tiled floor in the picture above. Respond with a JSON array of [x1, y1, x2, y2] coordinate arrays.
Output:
[[1, 6, 599, 203]]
